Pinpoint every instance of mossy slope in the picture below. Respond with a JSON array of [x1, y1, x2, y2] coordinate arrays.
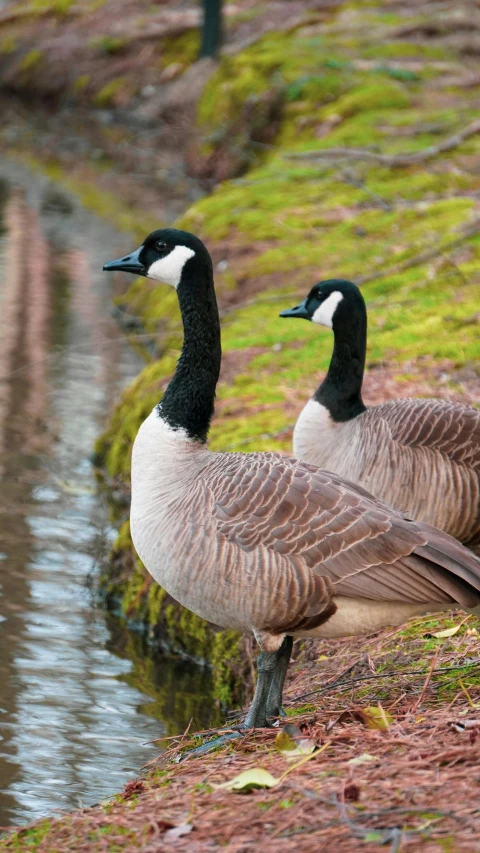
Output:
[[96, 0, 480, 701]]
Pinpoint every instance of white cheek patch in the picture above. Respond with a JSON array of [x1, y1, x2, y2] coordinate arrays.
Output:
[[311, 291, 343, 328], [147, 245, 196, 288]]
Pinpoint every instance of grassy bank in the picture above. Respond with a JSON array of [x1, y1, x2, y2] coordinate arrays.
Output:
[[93, 0, 480, 701]]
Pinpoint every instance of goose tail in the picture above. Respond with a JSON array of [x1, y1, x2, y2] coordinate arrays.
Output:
[[414, 522, 480, 607]]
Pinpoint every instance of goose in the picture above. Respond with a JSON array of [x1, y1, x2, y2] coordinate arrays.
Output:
[[104, 231, 480, 737], [281, 279, 480, 552]]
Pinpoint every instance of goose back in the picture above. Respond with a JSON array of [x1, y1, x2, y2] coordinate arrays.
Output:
[[293, 396, 480, 548]]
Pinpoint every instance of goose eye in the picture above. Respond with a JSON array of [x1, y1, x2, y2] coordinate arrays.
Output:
[[156, 241, 167, 252]]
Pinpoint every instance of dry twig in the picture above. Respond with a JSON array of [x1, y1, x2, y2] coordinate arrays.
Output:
[[286, 119, 480, 167]]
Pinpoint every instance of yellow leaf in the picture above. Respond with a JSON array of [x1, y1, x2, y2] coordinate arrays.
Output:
[[275, 725, 316, 760], [348, 753, 379, 765], [358, 705, 393, 730], [216, 768, 279, 792], [431, 625, 461, 639]]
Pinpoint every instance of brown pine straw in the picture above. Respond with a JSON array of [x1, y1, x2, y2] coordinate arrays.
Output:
[[2, 614, 480, 852], [412, 645, 441, 714]]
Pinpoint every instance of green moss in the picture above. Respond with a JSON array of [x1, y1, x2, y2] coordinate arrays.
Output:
[[321, 79, 410, 119], [72, 73, 90, 92], [121, 557, 150, 620], [361, 41, 451, 61], [147, 583, 167, 629], [94, 78, 129, 107], [5, 818, 52, 849], [194, 44, 286, 175], [0, 36, 17, 55], [160, 30, 200, 70], [19, 48, 43, 73], [197, 52, 283, 130], [28, 0, 75, 14], [286, 703, 315, 716], [89, 35, 127, 56], [285, 71, 345, 104], [211, 630, 243, 707]]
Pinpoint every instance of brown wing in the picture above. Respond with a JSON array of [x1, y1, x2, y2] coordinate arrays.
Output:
[[210, 452, 480, 627], [369, 398, 480, 468]]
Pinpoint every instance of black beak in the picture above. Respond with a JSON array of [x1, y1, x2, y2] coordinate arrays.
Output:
[[103, 246, 146, 275], [279, 297, 310, 320]]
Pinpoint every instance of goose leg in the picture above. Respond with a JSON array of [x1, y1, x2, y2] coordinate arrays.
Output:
[[243, 648, 279, 728], [266, 635, 293, 720], [178, 643, 286, 760]]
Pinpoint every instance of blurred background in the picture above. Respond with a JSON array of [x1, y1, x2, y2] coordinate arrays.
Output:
[[0, 0, 479, 828]]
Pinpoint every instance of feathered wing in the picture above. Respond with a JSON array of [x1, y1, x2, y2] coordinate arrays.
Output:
[[370, 398, 480, 468], [364, 398, 480, 546], [207, 452, 480, 632]]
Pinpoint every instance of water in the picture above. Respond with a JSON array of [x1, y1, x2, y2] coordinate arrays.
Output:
[[0, 160, 218, 827]]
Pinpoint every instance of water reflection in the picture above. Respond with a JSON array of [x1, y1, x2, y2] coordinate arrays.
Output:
[[0, 162, 219, 827]]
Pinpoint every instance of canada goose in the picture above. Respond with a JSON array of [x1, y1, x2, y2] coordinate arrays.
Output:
[[104, 232, 480, 736], [281, 279, 480, 552]]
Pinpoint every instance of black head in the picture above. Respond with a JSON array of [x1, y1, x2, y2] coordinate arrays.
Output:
[[280, 279, 365, 329], [103, 228, 212, 289]]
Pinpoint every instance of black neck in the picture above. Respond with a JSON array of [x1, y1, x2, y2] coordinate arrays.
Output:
[[314, 308, 367, 422], [157, 262, 221, 442]]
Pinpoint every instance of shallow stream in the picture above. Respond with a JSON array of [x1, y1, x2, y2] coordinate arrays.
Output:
[[0, 160, 218, 827]]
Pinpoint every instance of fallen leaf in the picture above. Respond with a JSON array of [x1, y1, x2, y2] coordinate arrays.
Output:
[[348, 753, 379, 765], [216, 768, 280, 792], [342, 781, 361, 802], [275, 724, 316, 759], [426, 625, 461, 639], [276, 723, 302, 743], [216, 742, 331, 794], [365, 831, 386, 843], [164, 823, 193, 840], [356, 705, 393, 731]]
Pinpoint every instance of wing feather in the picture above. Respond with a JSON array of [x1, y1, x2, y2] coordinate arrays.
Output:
[[370, 398, 480, 467], [207, 452, 480, 630]]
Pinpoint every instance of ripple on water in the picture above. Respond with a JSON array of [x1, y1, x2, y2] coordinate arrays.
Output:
[[0, 162, 221, 826]]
